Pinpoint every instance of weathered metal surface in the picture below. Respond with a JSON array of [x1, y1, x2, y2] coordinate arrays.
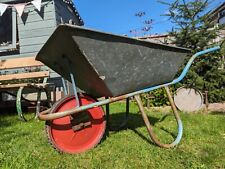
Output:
[[36, 25, 190, 97], [174, 87, 204, 112]]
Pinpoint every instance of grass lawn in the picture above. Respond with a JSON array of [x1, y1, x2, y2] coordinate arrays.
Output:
[[0, 102, 225, 169]]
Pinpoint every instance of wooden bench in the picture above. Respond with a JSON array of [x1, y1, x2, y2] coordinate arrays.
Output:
[[0, 56, 55, 121]]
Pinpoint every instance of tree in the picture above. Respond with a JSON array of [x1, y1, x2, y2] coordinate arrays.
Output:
[[129, 11, 153, 37], [160, 0, 225, 103]]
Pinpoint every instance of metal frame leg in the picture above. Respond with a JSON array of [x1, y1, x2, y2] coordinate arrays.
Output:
[[108, 97, 130, 131], [35, 89, 42, 119], [45, 87, 53, 107], [61, 78, 68, 96], [53, 86, 56, 103], [105, 97, 110, 136], [62, 56, 80, 108], [16, 87, 26, 121], [69, 73, 80, 107], [125, 97, 130, 122], [134, 86, 183, 148], [16, 86, 37, 121], [16, 86, 52, 121]]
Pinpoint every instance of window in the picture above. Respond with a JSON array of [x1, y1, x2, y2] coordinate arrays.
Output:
[[0, 8, 17, 51], [218, 9, 225, 25]]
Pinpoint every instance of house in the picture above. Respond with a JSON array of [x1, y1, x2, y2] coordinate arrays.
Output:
[[208, 2, 225, 26], [0, 0, 84, 99], [208, 2, 225, 69], [137, 34, 174, 45], [0, 0, 83, 58]]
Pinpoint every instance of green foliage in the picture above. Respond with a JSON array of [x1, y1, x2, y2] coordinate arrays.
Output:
[[140, 88, 170, 107], [162, 0, 218, 50], [160, 0, 225, 103]]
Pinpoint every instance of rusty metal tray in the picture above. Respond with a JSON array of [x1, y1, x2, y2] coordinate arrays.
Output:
[[36, 25, 190, 97]]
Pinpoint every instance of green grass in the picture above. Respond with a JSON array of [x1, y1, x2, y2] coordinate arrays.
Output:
[[0, 102, 225, 169]]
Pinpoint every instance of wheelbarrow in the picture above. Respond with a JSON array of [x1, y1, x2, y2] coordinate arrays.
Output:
[[36, 25, 220, 154]]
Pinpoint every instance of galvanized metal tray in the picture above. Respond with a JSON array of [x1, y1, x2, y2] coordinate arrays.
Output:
[[36, 25, 190, 97]]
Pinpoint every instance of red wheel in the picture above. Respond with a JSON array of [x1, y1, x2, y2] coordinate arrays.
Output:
[[45, 95, 106, 154]]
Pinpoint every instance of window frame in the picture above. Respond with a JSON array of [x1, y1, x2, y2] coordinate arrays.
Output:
[[0, 8, 17, 51]]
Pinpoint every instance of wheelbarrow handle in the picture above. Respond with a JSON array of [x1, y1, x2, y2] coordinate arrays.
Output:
[[195, 46, 221, 56], [172, 46, 220, 84]]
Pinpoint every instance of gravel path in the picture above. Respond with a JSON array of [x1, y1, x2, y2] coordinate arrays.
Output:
[[207, 103, 225, 113]]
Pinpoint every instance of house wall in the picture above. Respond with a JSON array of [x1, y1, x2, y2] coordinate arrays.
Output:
[[17, 0, 56, 56], [208, 3, 225, 69], [0, 0, 83, 97], [0, 0, 83, 59]]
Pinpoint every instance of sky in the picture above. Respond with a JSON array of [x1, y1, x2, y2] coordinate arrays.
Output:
[[74, 0, 223, 37]]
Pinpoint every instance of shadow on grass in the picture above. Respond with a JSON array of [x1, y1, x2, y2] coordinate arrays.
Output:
[[0, 130, 30, 143], [159, 127, 176, 138], [0, 108, 18, 116], [0, 120, 13, 128], [0, 107, 176, 147], [109, 111, 170, 129], [0, 108, 32, 128], [108, 112, 174, 145], [210, 111, 225, 115]]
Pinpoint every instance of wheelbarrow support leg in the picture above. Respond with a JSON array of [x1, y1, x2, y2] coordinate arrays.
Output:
[[16, 87, 26, 121], [126, 97, 129, 119], [61, 78, 68, 96], [119, 97, 129, 129], [105, 101, 110, 136], [107, 97, 130, 132], [35, 89, 42, 119], [134, 86, 183, 148]]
